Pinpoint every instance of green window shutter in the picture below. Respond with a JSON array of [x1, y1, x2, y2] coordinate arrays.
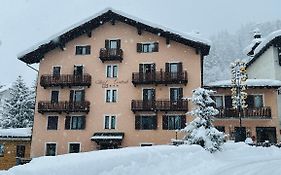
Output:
[[162, 115, 168, 130], [65, 116, 71, 130], [153, 42, 159, 52], [137, 43, 142, 53], [105, 39, 109, 48], [117, 39, 121, 48]]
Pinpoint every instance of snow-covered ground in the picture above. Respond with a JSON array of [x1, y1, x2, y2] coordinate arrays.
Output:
[[1, 142, 281, 175]]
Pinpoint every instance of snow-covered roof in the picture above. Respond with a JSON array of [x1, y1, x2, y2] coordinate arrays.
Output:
[[18, 7, 210, 64], [0, 127, 32, 139], [247, 29, 281, 67], [205, 79, 281, 88], [91, 136, 123, 140], [243, 38, 263, 56]]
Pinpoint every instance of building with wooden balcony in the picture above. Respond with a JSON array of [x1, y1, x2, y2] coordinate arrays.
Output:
[[205, 79, 281, 143], [18, 8, 211, 157]]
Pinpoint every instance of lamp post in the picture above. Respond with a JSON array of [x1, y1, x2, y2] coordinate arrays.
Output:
[[230, 60, 248, 142]]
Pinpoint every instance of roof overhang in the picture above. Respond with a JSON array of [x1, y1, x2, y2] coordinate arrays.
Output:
[[18, 8, 210, 64]]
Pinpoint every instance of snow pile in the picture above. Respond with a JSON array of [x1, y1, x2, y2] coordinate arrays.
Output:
[[205, 79, 281, 88], [0, 128, 31, 138], [2, 142, 281, 175], [253, 29, 281, 56]]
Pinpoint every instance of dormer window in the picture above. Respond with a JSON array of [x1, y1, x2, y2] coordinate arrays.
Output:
[[75, 45, 91, 55], [137, 42, 159, 53]]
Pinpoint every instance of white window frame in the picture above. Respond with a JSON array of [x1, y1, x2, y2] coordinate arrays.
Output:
[[212, 94, 224, 108], [75, 45, 91, 55], [50, 90, 60, 103], [105, 64, 118, 78], [45, 142, 57, 156], [51, 65, 62, 75], [103, 114, 117, 130], [141, 87, 155, 100], [169, 87, 182, 101], [105, 89, 118, 103], [68, 142, 81, 153], [74, 64, 85, 75], [69, 115, 85, 130]]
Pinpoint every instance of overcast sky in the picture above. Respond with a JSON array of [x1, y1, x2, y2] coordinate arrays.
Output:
[[0, 0, 280, 86]]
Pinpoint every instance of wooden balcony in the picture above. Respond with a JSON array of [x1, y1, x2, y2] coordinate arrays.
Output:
[[40, 74, 91, 88], [131, 100, 188, 112], [215, 107, 271, 119], [99, 48, 123, 62], [38, 101, 90, 114], [132, 71, 188, 86]]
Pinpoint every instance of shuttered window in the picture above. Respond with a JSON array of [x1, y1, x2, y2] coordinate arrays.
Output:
[[163, 115, 186, 130], [65, 116, 86, 130], [135, 115, 157, 130], [136, 42, 159, 53], [75, 45, 91, 55]]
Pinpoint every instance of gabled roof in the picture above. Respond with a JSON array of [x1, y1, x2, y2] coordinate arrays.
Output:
[[247, 30, 281, 67], [18, 8, 210, 64]]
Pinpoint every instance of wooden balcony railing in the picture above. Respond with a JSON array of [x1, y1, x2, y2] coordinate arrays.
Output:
[[131, 100, 188, 112], [38, 101, 90, 114], [132, 71, 188, 86], [99, 48, 123, 62], [215, 107, 271, 119], [40, 74, 91, 88]]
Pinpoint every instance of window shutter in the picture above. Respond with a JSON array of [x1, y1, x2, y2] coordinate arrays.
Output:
[[105, 40, 109, 48], [65, 116, 71, 130], [179, 88, 183, 99], [81, 90, 85, 102], [135, 115, 141, 130], [224, 96, 232, 108], [165, 63, 170, 72], [137, 43, 142, 53], [162, 115, 168, 130], [178, 62, 183, 72], [139, 64, 144, 72], [81, 116, 86, 129], [73, 66, 77, 75], [152, 115, 157, 130], [86, 45, 91, 55], [246, 95, 254, 108], [153, 42, 159, 52], [181, 115, 186, 129], [69, 90, 74, 102], [116, 39, 121, 48], [152, 63, 156, 73]]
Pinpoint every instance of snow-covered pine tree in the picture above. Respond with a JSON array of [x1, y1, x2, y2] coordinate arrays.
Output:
[[0, 76, 35, 128], [182, 88, 224, 153]]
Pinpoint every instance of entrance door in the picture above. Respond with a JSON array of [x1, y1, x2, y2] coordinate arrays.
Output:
[[256, 127, 277, 143], [74, 65, 83, 77]]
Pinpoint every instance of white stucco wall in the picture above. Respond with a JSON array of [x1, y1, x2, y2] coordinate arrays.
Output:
[[248, 46, 275, 79]]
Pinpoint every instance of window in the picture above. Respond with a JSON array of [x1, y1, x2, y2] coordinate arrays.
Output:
[[45, 143, 56, 156], [73, 65, 83, 76], [51, 91, 59, 103], [212, 96, 223, 108], [47, 116, 58, 130], [135, 115, 157, 130], [105, 39, 121, 49], [247, 95, 263, 108], [104, 115, 116, 129], [106, 65, 118, 78], [170, 88, 183, 102], [70, 90, 85, 102], [75, 45, 91, 55], [52, 66, 61, 77], [137, 42, 159, 53], [165, 62, 183, 73], [106, 89, 117, 103], [65, 116, 86, 130], [69, 143, 80, 153], [0, 144, 4, 157], [16, 145, 25, 158], [162, 115, 186, 130]]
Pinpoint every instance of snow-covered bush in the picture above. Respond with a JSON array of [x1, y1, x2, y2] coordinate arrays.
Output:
[[182, 88, 224, 153]]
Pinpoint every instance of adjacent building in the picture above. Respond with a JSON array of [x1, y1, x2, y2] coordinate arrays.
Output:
[[18, 8, 210, 157], [0, 128, 31, 170]]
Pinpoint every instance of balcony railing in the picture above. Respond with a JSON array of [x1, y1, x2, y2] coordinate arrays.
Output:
[[40, 74, 91, 88], [131, 100, 188, 112], [99, 48, 123, 62], [132, 71, 188, 86], [215, 107, 271, 119], [38, 101, 90, 114]]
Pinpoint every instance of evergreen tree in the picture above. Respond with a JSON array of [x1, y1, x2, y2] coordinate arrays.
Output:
[[0, 76, 34, 128], [182, 88, 224, 153]]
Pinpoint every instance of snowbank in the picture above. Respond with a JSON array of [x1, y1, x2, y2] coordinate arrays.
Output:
[[205, 79, 281, 88], [0, 128, 32, 138], [2, 142, 281, 175]]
